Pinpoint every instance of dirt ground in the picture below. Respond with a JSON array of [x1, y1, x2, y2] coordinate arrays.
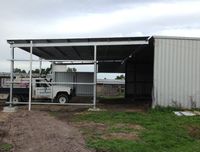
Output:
[[0, 98, 149, 152], [0, 110, 91, 152]]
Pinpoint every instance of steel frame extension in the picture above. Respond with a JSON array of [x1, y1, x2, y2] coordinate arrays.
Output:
[[8, 39, 148, 111]]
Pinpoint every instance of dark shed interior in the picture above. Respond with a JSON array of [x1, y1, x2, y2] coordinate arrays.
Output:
[[125, 40, 154, 102]]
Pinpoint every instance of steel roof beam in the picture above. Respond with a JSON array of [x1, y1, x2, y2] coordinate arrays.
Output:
[[11, 40, 149, 48]]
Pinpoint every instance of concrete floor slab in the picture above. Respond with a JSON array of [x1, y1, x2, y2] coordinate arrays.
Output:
[[2, 106, 17, 112]]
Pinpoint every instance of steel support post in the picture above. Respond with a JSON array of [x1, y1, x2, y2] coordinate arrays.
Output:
[[93, 45, 97, 109], [9, 46, 14, 107], [51, 62, 55, 102], [39, 58, 42, 76], [28, 41, 33, 111]]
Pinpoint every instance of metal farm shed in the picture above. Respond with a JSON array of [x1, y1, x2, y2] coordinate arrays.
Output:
[[153, 36, 200, 109], [7, 36, 200, 110]]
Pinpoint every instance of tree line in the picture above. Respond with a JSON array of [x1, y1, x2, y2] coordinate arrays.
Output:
[[14, 67, 77, 75]]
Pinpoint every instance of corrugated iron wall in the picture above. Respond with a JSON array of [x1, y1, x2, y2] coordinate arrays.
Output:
[[153, 37, 200, 108], [76, 73, 94, 96], [55, 72, 93, 96]]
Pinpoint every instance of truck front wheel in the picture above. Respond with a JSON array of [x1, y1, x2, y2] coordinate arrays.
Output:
[[12, 95, 22, 103], [56, 93, 69, 104]]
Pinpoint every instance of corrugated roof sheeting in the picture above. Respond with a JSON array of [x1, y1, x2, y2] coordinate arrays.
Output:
[[23, 46, 94, 60], [153, 38, 200, 108], [7, 37, 149, 73], [8, 37, 149, 61], [98, 62, 125, 73], [97, 45, 139, 60], [20, 45, 145, 61]]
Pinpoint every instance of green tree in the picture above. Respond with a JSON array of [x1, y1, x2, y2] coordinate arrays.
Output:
[[14, 68, 26, 73], [67, 67, 77, 72], [21, 70, 26, 73], [115, 74, 125, 80], [32, 69, 40, 74]]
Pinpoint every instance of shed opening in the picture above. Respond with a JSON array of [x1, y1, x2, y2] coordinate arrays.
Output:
[[125, 40, 154, 105]]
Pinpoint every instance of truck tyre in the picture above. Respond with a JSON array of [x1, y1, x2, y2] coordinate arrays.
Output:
[[12, 95, 22, 103], [56, 93, 69, 104]]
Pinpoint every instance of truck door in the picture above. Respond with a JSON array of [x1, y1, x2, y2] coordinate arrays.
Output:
[[33, 80, 51, 99]]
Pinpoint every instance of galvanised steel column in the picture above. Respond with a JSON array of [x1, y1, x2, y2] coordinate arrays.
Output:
[[39, 58, 42, 76], [28, 41, 33, 111], [9, 46, 14, 107], [93, 45, 97, 109], [51, 62, 55, 103]]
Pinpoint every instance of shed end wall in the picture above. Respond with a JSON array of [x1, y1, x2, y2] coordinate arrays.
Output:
[[153, 38, 200, 109]]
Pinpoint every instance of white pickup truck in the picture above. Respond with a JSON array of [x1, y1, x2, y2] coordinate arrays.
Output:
[[0, 78, 74, 104]]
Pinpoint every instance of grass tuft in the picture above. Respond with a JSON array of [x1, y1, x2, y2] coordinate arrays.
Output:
[[0, 143, 13, 152]]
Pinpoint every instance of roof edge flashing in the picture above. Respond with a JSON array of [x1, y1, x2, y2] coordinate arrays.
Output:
[[153, 35, 200, 41], [9, 40, 149, 48]]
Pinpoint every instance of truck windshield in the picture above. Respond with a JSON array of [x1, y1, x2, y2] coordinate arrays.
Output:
[[36, 80, 50, 87]]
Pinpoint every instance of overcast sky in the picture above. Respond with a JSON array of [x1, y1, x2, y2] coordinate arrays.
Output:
[[0, 0, 200, 78]]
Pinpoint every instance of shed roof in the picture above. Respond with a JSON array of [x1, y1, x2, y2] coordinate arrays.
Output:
[[7, 36, 150, 73]]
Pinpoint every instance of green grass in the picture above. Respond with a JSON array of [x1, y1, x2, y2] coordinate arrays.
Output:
[[0, 143, 13, 152], [72, 107, 200, 152], [108, 126, 136, 133]]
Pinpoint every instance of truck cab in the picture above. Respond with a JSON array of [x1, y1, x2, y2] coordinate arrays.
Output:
[[32, 78, 73, 103]]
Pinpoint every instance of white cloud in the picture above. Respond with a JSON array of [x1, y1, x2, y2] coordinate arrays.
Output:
[[0, 61, 10, 72], [52, 1, 200, 34], [1, 0, 200, 76], [157, 28, 200, 37]]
